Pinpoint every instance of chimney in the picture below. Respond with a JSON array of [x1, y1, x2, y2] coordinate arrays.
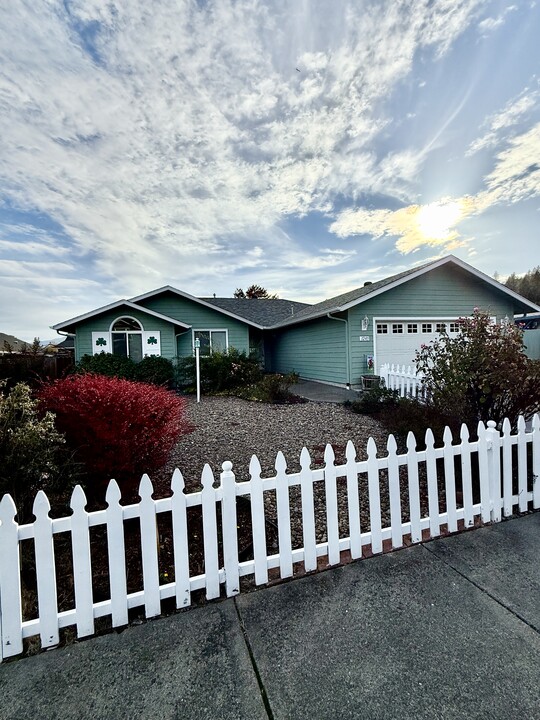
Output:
[[364, 281, 372, 287]]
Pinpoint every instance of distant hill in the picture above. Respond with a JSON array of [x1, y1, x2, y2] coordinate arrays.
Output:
[[0, 333, 29, 351]]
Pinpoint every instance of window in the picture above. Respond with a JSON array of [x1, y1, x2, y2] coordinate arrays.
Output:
[[376, 323, 388, 334], [449, 322, 460, 333], [193, 329, 228, 356], [111, 317, 143, 362], [422, 323, 432, 333], [436, 323, 447, 333], [392, 324, 403, 334], [407, 323, 418, 334]]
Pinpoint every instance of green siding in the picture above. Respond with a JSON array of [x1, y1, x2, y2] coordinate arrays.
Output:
[[74, 307, 176, 361], [523, 330, 540, 360], [348, 264, 516, 382], [271, 316, 348, 384], [137, 292, 250, 357]]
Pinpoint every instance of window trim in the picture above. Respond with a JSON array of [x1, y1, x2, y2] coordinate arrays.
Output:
[[109, 316, 144, 360], [192, 328, 229, 355]]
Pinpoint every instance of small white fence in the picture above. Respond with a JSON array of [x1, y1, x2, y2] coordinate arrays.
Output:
[[380, 363, 423, 398], [1, 415, 539, 660]]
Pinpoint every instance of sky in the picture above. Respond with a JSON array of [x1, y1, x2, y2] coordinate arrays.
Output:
[[1, 0, 539, 342]]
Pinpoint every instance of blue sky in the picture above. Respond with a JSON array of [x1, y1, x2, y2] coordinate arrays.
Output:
[[1, 0, 539, 342]]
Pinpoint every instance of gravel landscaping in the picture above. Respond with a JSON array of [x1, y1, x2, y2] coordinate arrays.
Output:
[[157, 396, 428, 551]]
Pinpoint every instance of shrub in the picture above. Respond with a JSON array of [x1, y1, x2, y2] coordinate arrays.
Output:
[[75, 353, 136, 380], [133, 356, 174, 386], [415, 309, 540, 427], [0, 382, 76, 520], [237, 372, 301, 404], [349, 385, 400, 415], [39, 374, 191, 499], [177, 348, 262, 392]]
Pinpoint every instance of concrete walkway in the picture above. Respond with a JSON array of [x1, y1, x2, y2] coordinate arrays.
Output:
[[291, 378, 361, 403], [2, 514, 540, 719]]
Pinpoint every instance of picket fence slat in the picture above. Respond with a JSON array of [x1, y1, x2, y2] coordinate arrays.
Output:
[[345, 442, 362, 559], [460, 425, 474, 528], [105, 480, 129, 626], [300, 448, 317, 572], [533, 414, 540, 510], [2, 413, 538, 660], [249, 456, 268, 585], [517, 416, 528, 513], [425, 429, 440, 538], [275, 452, 293, 578], [201, 465, 220, 600], [0, 494, 23, 658], [406, 433, 421, 543], [324, 445, 341, 565], [221, 462, 239, 597], [33, 491, 59, 648], [171, 469, 191, 609], [387, 435, 403, 549], [70, 486, 94, 638], [367, 438, 382, 554]]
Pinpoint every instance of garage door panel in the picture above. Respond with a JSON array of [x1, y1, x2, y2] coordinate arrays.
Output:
[[376, 320, 457, 371]]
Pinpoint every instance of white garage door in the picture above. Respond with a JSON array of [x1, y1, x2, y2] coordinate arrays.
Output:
[[375, 320, 460, 371]]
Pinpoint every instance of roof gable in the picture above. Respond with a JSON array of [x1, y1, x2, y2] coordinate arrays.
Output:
[[273, 255, 540, 327], [51, 300, 190, 333]]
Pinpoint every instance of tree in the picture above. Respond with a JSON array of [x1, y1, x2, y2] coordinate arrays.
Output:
[[505, 266, 540, 305], [414, 309, 540, 428], [234, 284, 278, 299]]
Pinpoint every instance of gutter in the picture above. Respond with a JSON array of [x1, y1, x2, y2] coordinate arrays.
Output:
[[326, 312, 351, 388]]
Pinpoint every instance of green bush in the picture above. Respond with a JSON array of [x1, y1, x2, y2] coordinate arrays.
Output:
[[349, 385, 400, 415], [133, 356, 174, 386], [76, 353, 136, 380], [177, 348, 262, 392], [0, 382, 76, 520], [237, 372, 301, 404]]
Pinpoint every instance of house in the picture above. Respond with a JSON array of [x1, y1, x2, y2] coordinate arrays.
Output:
[[52, 255, 540, 387]]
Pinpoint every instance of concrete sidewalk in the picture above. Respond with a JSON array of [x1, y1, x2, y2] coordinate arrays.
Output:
[[2, 514, 540, 720], [291, 378, 361, 403]]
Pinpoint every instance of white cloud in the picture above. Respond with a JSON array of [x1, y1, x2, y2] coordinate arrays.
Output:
[[467, 87, 539, 155], [478, 4, 517, 33], [0, 0, 484, 299]]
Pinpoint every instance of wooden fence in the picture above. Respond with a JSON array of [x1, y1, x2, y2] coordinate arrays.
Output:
[[379, 363, 424, 397], [1, 415, 539, 660]]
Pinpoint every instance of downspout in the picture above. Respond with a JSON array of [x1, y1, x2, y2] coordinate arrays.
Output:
[[326, 312, 351, 388]]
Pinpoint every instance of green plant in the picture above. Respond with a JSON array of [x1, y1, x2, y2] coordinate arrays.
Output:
[[415, 309, 540, 427], [75, 353, 136, 380], [0, 382, 76, 520], [133, 356, 175, 386], [177, 348, 262, 392], [237, 372, 301, 404], [349, 385, 400, 415]]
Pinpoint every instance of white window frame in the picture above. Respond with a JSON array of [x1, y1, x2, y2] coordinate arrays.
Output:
[[109, 316, 144, 360], [192, 329, 229, 356], [376, 323, 388, 334]]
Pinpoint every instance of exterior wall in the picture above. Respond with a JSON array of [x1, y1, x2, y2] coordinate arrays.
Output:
[[270, 315, 348, 384], [74, 308, 176, 361], [136, 293, 250, 358], [348, 264, 516, 382], [523, 330, 540, 360]]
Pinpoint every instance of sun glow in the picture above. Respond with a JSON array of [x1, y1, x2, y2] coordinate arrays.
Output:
[[416, 201, 463, 240]]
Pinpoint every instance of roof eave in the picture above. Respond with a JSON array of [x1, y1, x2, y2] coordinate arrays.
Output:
[[52, 300, 191, 333], [130, 286, 266, 329]]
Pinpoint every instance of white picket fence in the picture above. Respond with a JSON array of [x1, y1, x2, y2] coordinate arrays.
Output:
[[380, 363, 424, 397], [1, 415, 539, 660]]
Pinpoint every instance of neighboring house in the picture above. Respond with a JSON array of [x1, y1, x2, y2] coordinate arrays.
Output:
[[52, 255, 540, 387]]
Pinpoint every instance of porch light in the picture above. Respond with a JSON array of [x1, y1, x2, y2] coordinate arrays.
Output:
[[361, 315, 369, 331]]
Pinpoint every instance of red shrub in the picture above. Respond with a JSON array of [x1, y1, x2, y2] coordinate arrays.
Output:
[[39, 374, 190, 497]]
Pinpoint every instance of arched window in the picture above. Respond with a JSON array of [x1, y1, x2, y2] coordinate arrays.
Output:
[[111, 317, 143, 361]]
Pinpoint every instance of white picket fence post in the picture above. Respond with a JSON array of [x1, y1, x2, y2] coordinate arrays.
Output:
[[1, 413, 538, 660], [221, 461, 239, 597]]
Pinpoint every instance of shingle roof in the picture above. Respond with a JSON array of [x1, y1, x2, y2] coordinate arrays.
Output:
[[203, 298, 310, 326], [274, 259, 437, 326]]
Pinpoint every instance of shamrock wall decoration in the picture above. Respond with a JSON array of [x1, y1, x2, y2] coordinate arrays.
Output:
[[95, 337, 107, 347], [147, 336, 158, 345]]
